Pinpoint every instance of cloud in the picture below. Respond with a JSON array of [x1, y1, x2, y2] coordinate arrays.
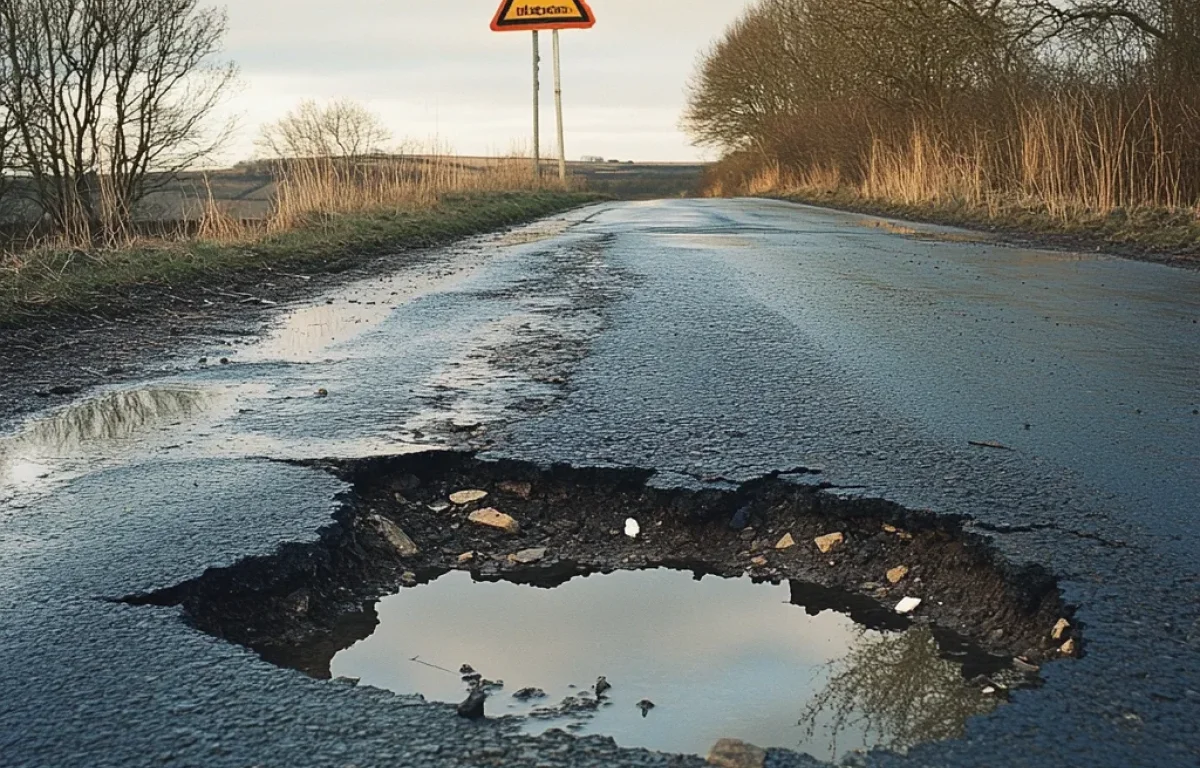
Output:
[[205, 0, 751, 162]]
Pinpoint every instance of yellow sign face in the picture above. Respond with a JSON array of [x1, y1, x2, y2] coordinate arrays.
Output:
[[491, 0, 596, 32]]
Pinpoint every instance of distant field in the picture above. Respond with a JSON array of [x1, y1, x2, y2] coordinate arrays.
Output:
[[0, 158, 704, 230]]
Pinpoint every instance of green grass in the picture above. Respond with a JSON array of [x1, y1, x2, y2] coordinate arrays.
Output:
[[0, 191, 602, 326], [772, 188, 1200, 260]]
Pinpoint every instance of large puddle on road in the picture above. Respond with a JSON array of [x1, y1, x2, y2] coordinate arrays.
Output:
[[330, 569, 1003, 762]]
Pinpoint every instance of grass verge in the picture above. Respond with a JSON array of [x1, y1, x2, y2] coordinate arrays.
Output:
[[0, 191, 601, 326], [762, 188, 1200, 264]]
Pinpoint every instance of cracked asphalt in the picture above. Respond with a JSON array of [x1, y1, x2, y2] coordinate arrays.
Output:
[[1, 198, 1198, 767]]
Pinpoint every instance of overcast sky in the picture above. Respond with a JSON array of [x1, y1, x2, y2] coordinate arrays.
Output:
[[208, 1, 754, 164]]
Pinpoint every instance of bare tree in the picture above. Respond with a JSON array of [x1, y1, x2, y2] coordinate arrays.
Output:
[[257, 99, 392, 160], [0, 0, 237, 241]]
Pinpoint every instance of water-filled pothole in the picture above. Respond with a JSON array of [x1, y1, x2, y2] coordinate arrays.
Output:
[[331, 568, 1007, 761], [126, 452, 1076, 762]]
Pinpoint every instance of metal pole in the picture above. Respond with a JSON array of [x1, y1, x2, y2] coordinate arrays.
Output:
[[532, 31, 540, 187], [553, 30, 566, 185]]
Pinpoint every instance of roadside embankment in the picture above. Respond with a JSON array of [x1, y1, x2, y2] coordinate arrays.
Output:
[[0, 191, 601, 327]]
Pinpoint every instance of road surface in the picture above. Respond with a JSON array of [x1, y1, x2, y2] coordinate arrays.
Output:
[[1, 198, 1198, 767]]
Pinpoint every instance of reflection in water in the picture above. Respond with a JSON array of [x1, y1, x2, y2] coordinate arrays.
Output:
[[327, 569, 1002, 761], [0, 387, 215, 498], [798, 627, 998, 757]]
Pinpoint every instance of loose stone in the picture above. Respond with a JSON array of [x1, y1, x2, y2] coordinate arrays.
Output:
[[468, 508, 520, 534], [1052, 618, 1071, 641], [366, 515, 420, 557], [509, 547, 548, 565], [457, 552, 475, 564], [775, 533, 796, 550], [457, 689, 487, 719], [814, 532, 845, 553], [595, 676, 612, 696], [750, 556, 768, 568], [707, 738, 767, 768], [887, 566, 910, 584], [450, 490, 489, 505], [513, 688, 547, 701]]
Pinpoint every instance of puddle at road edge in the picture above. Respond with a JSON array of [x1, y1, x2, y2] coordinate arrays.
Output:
[[330, 568, 1007, 762]]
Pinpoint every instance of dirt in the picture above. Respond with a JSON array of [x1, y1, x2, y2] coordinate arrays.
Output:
[[124, 452, 1075, 684]]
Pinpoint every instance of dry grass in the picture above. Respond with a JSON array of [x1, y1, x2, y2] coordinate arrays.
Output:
[[718, 91, 1200, 252], [0, 152, 594, 322]]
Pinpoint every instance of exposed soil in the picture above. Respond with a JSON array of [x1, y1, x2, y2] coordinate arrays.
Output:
[[125, 451, 1076, 684]]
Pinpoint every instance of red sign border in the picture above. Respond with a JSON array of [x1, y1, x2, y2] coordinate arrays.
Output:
[[490, 0, 597, 32]]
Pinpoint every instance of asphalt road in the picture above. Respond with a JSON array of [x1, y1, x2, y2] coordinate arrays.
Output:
[[1, 198, 1198, 767]]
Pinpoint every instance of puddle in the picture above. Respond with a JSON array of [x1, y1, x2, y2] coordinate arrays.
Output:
[[330, 569, 1001, 762], [857, 218, 993, 244], [0, 385, 225, 504]]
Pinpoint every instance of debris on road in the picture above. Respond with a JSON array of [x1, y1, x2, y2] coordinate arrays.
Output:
[[315, 388, 328, 398], [775, 533, 796, 550], [366, 515, 419, 557], [750, 555, 768, 567], [637, 699, 656, 717], [1052, 618, 1071, 641], [1013, 657, 1040, 673], [707, 738, 767, 768], [814, 532, 845, 553], [625, 518, 640, 538], [457, 689, 487, 719], [969, 440, 1015, 451], [457, 552, 475, 564], [594, 676, 611, 696], [896, 596, 923, 614], [450, 489, 489, 505], [887, 566, 910, 584], [468, 508, 520, 534], [509, 547, 548, 565], [1061, 639, 1078, 656]]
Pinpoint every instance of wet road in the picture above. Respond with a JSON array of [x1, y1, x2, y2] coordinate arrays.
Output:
[[2, 198, 1198, 767]]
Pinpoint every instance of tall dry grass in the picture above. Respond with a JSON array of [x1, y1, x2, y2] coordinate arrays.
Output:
[[147, 152, 572, 247], [712, 89, 1200, 232]]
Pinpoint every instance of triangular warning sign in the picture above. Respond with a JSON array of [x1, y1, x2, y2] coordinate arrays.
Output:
[[491, 0, 596, 32]]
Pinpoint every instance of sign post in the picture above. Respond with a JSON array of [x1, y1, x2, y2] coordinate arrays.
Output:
[[532, 31, 540, 186], [491, 1, 597, 187]]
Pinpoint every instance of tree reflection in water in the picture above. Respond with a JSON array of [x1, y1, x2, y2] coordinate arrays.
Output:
[[16, 387, 212, 452], [798, 626, 998, 757]]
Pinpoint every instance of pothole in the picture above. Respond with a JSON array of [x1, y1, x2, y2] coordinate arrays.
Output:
[[327, 567, 1013, 761], [126, 451, 1077, 762]]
